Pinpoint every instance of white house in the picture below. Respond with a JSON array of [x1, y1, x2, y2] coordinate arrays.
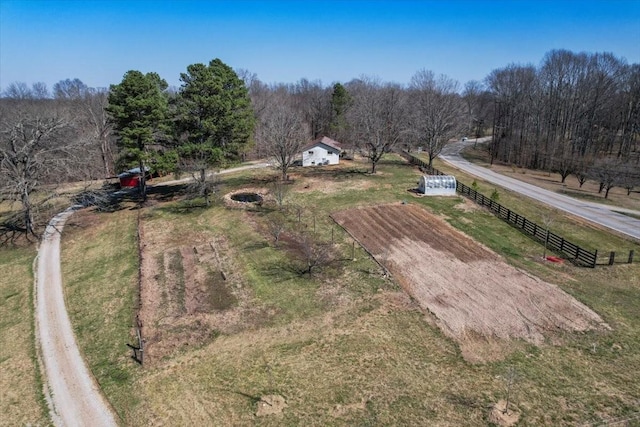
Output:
[[418, 175, 457, 196], [301, 136, 342, 167]]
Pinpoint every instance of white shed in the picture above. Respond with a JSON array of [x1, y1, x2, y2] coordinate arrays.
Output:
[[301, 136, 342, 167], [418, 175, 457, 196]]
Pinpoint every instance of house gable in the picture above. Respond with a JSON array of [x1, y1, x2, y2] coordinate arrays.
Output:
[[301, 137, 342, 167]]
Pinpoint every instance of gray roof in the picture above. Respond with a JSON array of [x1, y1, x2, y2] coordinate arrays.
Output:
[[301, 136, 342, 152]]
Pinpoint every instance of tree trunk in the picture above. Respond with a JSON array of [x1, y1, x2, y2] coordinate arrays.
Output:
[[100, 133, 114, 177], [21, 189, 35, 238], [138, 158, 147, 201], [201, 168, 210, 207]]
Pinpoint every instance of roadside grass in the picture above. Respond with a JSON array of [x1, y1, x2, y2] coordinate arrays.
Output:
[[0, 245, 49, 426], [61, 207, 140, 423], [58, 155, 640, 425], [428, 156, 640, 256], [459, 143, 640, 212]]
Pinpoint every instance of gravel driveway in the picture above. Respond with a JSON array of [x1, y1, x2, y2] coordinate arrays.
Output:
[[36, 206, 117, 427]]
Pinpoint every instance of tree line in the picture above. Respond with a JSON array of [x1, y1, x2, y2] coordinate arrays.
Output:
[[487, 49, 640, 196], [1, 49, 639, 240]]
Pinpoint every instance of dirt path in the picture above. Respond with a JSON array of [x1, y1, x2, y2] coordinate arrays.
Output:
[[35, 206, 118, 426]]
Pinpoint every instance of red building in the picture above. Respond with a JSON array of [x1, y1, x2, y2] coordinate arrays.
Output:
[[118, 167, 151, 188]]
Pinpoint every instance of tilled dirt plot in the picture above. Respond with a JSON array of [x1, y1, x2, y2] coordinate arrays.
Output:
[[332, 203, 609, 361], [138, 219, 270, 366]]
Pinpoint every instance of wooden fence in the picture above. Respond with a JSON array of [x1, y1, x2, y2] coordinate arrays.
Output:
[[456, 181, 598, 267], [127, 210, 144, 364], [399, 150, 636, 268]]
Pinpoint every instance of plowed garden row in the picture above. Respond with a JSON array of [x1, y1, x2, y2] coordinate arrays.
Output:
[[332, 203, 609, 361]]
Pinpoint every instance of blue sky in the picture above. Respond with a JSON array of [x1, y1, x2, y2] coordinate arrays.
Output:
[[1, 0, 639, 92]]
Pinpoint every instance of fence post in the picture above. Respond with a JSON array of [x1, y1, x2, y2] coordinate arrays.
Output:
[[609, 251, 615, 265], [629, 250, 635, 264]]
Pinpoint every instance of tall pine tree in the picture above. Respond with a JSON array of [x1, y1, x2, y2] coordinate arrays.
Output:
[[107, 71, 169, 200], [175, 59, 254, 164]]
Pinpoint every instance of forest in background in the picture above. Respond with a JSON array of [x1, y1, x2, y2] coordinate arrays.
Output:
[[1, 49, 639, 240]]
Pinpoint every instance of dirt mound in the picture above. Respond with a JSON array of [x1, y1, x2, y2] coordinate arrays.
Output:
[[255, 395, 287, 417], [489, 400, 520, 426], [333, 204, 609, 362]]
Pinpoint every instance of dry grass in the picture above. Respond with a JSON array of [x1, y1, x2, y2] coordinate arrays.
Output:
[[130, 291, 498, 426], [61, 207, 140, 422], [0, 245, 49, 426], [47, 157, 640, 425]]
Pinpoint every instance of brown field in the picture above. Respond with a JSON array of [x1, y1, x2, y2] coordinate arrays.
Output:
[[332, 203, 610, 362], [138, 216, 272, 366]]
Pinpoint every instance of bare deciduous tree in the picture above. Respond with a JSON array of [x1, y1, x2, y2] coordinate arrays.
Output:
[[486, 50, 637, 175], [0, 101, 83, 239], [589, 159, 623, 198], [53, 78, 88, 100], [270, 178, 291, 208], [266, 211, 287, 246], [408, 70, 465, 166], [188, 171, 219, 207], [619, 162, 640, 196], [259, 94, 308, 180], [347, 77, 408, 173], [2, 81, 49, 100], [52, 80, 116, 177], [288, 230, 334, 275], [293, 78, 332, 139]]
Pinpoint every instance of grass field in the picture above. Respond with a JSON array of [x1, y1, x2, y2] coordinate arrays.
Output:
[[61, 207, 140, 423], [0, 244, 49, 426], [3, 155, 640, 425]]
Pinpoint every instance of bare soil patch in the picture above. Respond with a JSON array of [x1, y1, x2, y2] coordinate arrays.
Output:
[[292, 175, 374, 194], [138, 219, 269, 366], [489, 400, 520, 426], [255, 394, 287, 417], [332, 203, 609, 362]]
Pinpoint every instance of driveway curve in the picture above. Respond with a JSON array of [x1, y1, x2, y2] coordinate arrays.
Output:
[[36, 206, 118, 427], [33, 161, 272, 426], [440, 138, 640, 242]]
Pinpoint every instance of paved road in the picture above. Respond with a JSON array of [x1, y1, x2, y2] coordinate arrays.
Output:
[[440, 138, 640, 242], [36, 206, 118, 427]]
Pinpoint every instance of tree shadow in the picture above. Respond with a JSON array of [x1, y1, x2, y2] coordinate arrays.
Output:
[[146, 182, 190, 201], [0, 213, 30, 246]]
